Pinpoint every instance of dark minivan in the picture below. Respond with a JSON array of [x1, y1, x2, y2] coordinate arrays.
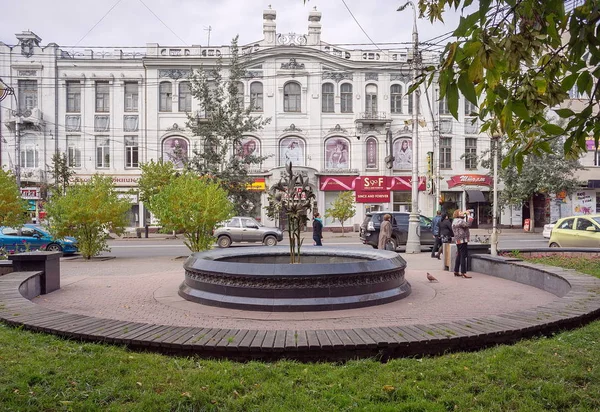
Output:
[[359, 211, 434, 250]]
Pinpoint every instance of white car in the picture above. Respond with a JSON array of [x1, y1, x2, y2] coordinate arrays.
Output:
[[542, 221, 556, 239]]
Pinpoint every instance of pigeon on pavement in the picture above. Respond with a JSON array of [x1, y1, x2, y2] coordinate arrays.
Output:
[[426, 272, 438, 282]]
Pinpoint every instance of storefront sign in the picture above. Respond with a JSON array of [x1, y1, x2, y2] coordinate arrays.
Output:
[[573, 190, 596, 215], [21, 187, 40, 199], [72, 175, 140, 187], [247, 178, 266, 191], [446, 174, 492, 188], [586, 136, 599, 150], [319, 176, 425, 191], [355, 191, 391, 203]]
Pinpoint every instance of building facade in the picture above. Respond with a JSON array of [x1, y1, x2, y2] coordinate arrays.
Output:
[[1, 9, 508, 229]]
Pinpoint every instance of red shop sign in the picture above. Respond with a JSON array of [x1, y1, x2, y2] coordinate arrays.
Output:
[[447, 174, 492, 188], [388, 176, 426, 191], [319, 176, 359, 191], [355, 191, 391, 203]]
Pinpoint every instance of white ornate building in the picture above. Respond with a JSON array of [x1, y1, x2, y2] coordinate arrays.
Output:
[[1, 8, 509, 229]]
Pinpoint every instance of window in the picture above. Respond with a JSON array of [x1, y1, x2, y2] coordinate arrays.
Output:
[[408, 93, 413, 114], [178, 81, 192, 112], [390, 84, 403, 113], [322, 83, 334, 113], [235, 82, 244, 107], [96, 137, 110, 168], [20, 139, 38, 168], [558, 218, 574, 230], [440, 137, 452, 169], [365, 84, 378, 115], [65, 115, 81, 132], [242, 218, 258, 228], [67, 135, 81, 168], [465, 138, 477, 169], [341, 83, 353, 113], [284, 82, 301, 112], [250, 82, 263, 111], [576, 218, 595, 231], [95, 81, 109, 112], [66, 81, 81, 113], [159, 81, 172, 112], [125, 136, 139, 168], [124, 82, 138, 112], [18, 80, 37, 111], [465, 99, 477, 116], [439, 96, 450, 115], [366, 137, 378, 169]]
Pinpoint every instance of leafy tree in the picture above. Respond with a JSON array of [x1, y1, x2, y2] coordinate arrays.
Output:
[[150, 173, 234, 252], [186, 36, 271, 214], [267, 163, 315, 263], [415, 0, 600, 165], [48, 153, 75, 196], [478, 137, 583, 230], [0, 169, 27, 227], [45, 175, 130, 259], [325, 191, 356, 237], [138, 160, 179, 212]]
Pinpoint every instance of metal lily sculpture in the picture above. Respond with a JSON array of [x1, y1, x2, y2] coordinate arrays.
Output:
[[267, 162, 315, 263]]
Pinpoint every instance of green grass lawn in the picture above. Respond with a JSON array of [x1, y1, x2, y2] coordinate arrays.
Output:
[[1, 256, 599, 411]]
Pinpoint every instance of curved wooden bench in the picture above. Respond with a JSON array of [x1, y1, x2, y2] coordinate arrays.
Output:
[[1, 254, 600, 361]]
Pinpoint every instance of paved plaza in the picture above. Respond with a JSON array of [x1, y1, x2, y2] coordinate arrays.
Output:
[[33, 247, 557, 331]]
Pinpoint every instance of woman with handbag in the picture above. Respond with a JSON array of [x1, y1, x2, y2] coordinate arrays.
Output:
[[452, 210, 472, 278], [435, 213, 453, 259]]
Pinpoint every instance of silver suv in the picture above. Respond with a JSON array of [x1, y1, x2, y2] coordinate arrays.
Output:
[[213, 217, 284, 248]]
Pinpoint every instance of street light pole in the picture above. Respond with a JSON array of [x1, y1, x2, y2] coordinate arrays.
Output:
[[399, 1, 421, 253], [490, 135, 500, 255]]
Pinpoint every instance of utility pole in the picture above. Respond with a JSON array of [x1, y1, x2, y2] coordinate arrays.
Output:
[[398, 1, 421, 253], [490, 133, 500, 256], [205, 26, 212, 47]]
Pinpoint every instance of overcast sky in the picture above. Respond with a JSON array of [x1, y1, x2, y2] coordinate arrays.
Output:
[[1, 0, 469, 51]]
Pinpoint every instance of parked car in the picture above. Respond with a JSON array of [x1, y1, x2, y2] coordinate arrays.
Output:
[[213, 217, 284, 248], [359, 211, 434, 251], [0, 224, 78, 254], [548, 214, 600, 248], [542, 220, 557, 239]]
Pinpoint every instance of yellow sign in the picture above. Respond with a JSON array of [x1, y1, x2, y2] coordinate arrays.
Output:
[[247, 180, 266, 191]]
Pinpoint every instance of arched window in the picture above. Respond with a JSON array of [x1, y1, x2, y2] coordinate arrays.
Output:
[[279, 137, 305, 166], [284, 82, 301, 112], [340, 83, 353, 113], [250, 82, 263, 111], [365, 84, 378, 115], [178, 82, 191, 112], [235, 82, 244, 107], [20, 136, 38, 168], [365, 137, 378, 169], [390, 84, 403, 113], [322, 83, 334, 113], [159, 82, 172, 112], [325, 137, 350, 169]]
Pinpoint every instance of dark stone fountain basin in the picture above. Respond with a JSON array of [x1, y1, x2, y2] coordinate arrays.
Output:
[[180, 247, 410, 311]]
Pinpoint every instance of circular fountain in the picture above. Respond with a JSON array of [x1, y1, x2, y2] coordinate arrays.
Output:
[[179, 246, 410, 312]]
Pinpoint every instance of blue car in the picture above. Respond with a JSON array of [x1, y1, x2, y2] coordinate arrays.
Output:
[[0, 224, 78, 255]]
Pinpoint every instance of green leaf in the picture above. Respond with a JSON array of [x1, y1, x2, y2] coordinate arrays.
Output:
[[447, 83, 459, 119], [554, 108, 575, 118], [453, 11, 480, 37], [576, 71, 592, 95], [457, 73, 478, 106], [561, 72, 578, 91], [511, 101, 531, 122], [542, 123, 565, 135]]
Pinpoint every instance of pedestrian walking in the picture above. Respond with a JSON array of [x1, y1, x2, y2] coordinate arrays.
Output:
[[435, 213, 453, 259], [431, 210, 442, 258], [452, 210, 472, 278], [313, 212, 324, 246], [378, 214, 393, 250]]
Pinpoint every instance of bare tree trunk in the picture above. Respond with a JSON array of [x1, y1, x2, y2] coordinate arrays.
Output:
[[529, 196, 535, 232], [341, 221, 345, 237]]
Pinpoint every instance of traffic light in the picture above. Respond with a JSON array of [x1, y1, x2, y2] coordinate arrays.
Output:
[[426, 151, 433, 176]]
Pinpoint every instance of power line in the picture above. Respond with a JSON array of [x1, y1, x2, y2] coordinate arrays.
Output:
[[339, 0, 388, 57], [73, 0, 124, 48], [137, 0, 188, 46]]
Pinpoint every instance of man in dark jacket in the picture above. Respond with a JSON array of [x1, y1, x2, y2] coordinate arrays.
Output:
[[313, 212, 324, 246], [431, 210, 442, 258], [435, 213, 454, 259]]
